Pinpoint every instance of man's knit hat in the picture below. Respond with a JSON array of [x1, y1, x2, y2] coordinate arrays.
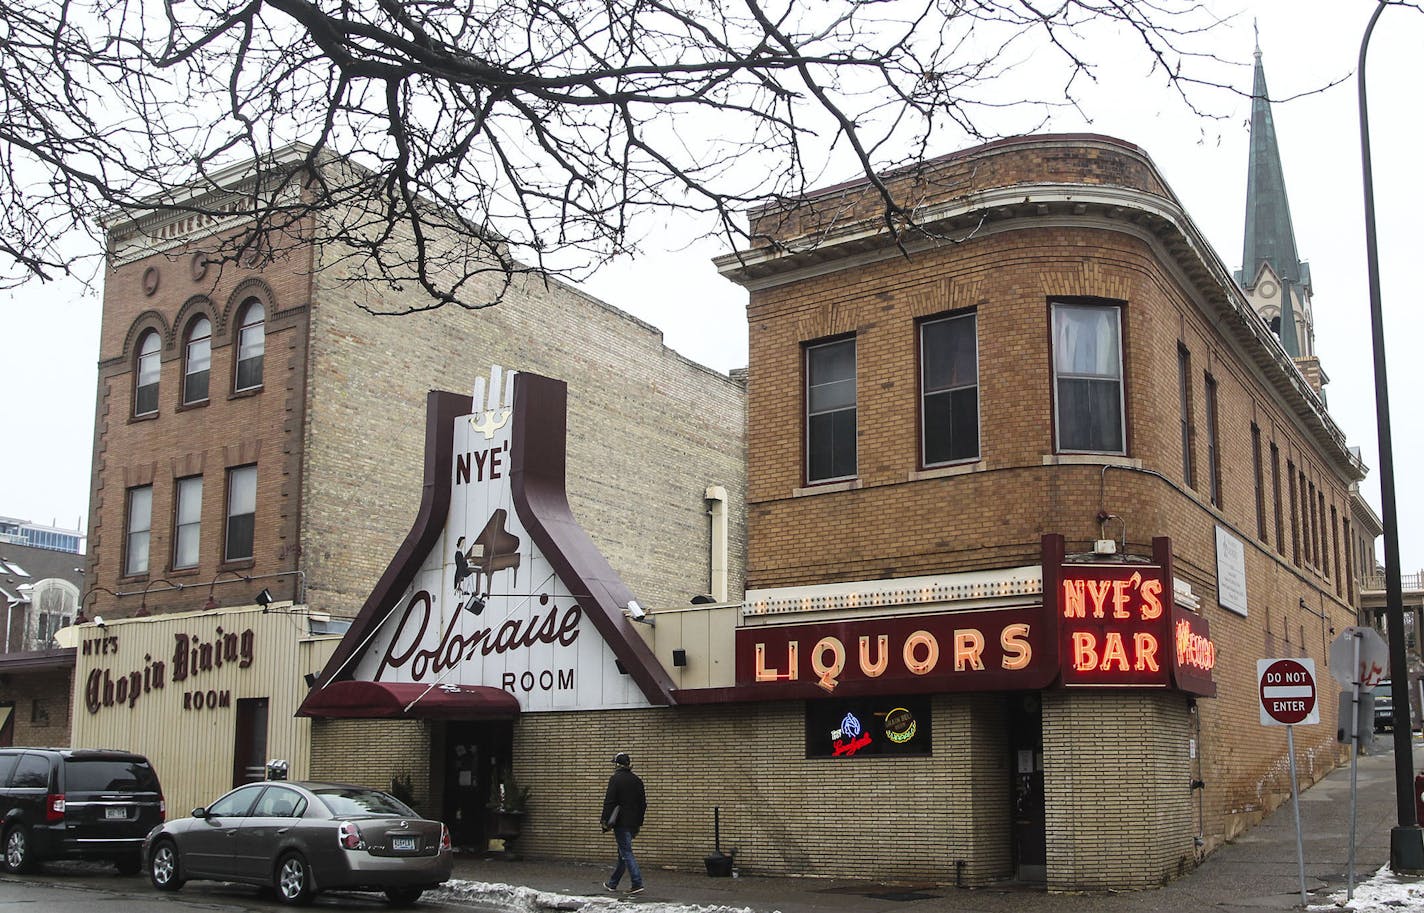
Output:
[[612, 751, 631, 767]]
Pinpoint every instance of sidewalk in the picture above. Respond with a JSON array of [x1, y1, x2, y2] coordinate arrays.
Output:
[[442, 741, 1424, 913]]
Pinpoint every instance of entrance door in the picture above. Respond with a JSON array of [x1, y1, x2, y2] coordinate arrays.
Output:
[[441, 721, 511, 851], [1009, 693, 1046, 883], [232, 697, 269, 787]]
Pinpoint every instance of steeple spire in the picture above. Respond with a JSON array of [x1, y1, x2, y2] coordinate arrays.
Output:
[[1241, 43, 1304, 356]]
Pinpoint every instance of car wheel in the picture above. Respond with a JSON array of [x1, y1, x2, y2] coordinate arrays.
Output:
[[4, 825, 37, 874], [384, 887, 424, 906], [275, 851, 315, 905], [149, 839, 183, 891], [115, 853, 142, 876]]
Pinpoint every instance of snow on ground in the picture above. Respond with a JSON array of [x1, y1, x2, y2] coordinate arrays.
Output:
[[1311, 864, 1424, 912], [431, 879, 772, 913]]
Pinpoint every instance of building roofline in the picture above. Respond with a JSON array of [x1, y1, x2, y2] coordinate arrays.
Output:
[[715, 136, 1363, 481]]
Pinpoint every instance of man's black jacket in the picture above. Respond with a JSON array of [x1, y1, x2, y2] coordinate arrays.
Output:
[[602, 766, 646, 832]]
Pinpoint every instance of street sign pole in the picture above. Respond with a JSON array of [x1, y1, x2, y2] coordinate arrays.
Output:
[[1349, 632, 1361, 901], [1287, 723, 1306, 907], [1260, 657, 1318, 908]]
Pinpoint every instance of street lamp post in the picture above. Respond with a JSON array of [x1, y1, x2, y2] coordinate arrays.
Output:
[[1358, 0, 1424, 872]]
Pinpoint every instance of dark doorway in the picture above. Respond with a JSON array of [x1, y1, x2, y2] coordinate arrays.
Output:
[[441, 720, 512, 851], [1009, 693, 1046, 883], [232, 697, 270, 787]]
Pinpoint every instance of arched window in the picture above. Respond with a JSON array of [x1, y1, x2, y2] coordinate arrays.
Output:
[[134, 330, 161, 416], [234, 300, 265, 391], [183, 316, 212, 404]]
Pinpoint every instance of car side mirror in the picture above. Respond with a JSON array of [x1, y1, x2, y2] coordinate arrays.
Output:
[[192, 807, 208, 819]]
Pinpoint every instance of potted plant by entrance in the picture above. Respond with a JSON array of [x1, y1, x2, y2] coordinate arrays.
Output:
[[487, 769, 530, 857]]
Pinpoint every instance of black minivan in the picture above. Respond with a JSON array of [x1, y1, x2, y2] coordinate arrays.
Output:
[[0, 748, 165, 874]]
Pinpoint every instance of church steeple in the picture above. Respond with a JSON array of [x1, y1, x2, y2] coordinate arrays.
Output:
[[1239, 39, 1315, 367]]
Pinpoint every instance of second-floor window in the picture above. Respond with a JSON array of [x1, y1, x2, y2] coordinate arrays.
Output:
[[125, 485, 153, 577], [134, 330, 161, 417], [920, 312, 979, 466], [235, 300, 266, 392], [225, 465, 257, 562], [173, 476, 203, 569], [183, 317, 212, 404], [806, 337, 856, 483], [1051, 301, 1125, 454]]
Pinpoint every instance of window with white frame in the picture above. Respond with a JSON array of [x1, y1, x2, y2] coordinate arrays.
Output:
[[1051, 301, 1125, 453], [125, 485, 153, 576], [225, 465, 257, 562], [234, 300, 265, 391], [134, 331, 161, 416], [920, 312, 979, 465], [173, 476, 203, 569], [806, 337, 857, 483], [183, 317, 212, 404]]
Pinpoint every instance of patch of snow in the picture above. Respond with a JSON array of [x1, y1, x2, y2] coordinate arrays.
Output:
[[1310, 864, 1424, 912], [431, 879, 776, 913]]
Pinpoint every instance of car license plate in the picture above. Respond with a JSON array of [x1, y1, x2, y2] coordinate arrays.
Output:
[[105, 807, 127, 820], [391, 836, 417, 851]]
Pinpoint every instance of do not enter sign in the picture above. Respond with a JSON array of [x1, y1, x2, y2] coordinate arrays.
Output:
[[1258, 658, 1319, 726]]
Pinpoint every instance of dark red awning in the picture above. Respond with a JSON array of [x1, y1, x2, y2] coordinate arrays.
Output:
[[297, 681, 520, 720]]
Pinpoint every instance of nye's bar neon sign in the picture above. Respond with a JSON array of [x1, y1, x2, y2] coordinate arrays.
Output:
[[1059, 565, 1170, 687]]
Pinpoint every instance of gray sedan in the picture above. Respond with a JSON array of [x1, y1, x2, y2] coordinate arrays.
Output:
[[143, 780, 451, 906]]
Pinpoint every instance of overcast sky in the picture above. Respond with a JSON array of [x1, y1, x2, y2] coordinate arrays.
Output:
[[2, 0, 1420, 576]]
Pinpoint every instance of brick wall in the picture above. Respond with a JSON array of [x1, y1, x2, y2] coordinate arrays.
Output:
[[309, 719, 434, 813], [300, 216, 747, 616], [750, 136, 1167, 242], [1042, 691, 1194, 890], [88, 226, 312, 618], [0, 670, 73, 747], [89, 197, 746, 622], [508, 695, 1010, 883]]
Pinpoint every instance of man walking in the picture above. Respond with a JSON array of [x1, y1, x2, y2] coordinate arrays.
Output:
[[601, 751, 646, 894]]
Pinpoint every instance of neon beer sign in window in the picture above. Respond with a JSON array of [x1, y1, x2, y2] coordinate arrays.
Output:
[[1059, 565, 1170, 687]]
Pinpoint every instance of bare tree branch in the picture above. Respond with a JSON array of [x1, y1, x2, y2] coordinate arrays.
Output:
[[0, 0, 1306, 308]]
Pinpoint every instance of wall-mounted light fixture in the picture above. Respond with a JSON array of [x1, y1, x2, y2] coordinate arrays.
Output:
[[256, 588, 275, 612], [77, 585, 119, 624], [203, 569, 251, 611], [672, 649, 688, 667], [139, 577, 184, 617]]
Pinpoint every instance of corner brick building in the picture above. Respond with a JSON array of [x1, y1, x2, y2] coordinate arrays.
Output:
[[701, 133, 1363, 890]]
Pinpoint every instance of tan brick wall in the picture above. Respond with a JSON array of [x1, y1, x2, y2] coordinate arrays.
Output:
[[486, 695, 1010, 883], [309, 719, 434, 814], [301, 218, 746, 616], [0, 670, 73, 747], [1042, 691, 1195, 891]]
